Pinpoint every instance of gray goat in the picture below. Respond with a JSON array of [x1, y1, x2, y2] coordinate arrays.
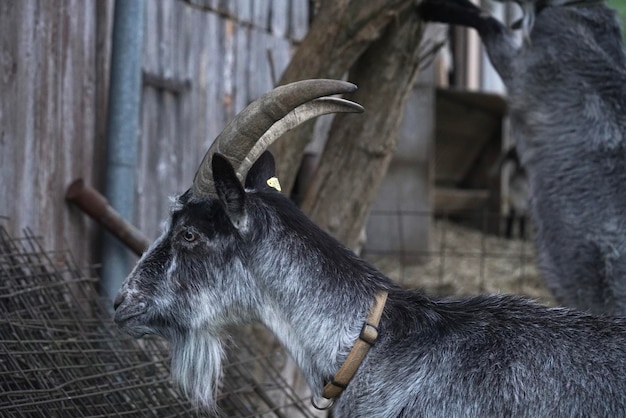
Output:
[[115, 80, 626, 417], [419, 0, 626, 315]]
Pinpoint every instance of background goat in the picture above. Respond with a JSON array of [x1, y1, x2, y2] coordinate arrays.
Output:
[[419, 0, 626, 315], [114, 81, 626, 416]]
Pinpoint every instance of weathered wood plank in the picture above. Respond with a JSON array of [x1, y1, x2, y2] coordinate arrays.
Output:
[[271, 0, 289, 37], [247, 29, 275, 100], [0, 0, 109, 265], [251, 0, 270, 31], [234, 23, 250, 113], [187, 0, 217, 10], [236, 0, 252, 25], [290, 0, 309, 41]]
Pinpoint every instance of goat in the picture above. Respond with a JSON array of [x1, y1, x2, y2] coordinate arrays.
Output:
[[114, 80, 626, 416], [419, 0, 626, 315]]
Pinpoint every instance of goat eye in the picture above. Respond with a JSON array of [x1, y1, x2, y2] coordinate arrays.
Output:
[[183, 230, 196, 242]]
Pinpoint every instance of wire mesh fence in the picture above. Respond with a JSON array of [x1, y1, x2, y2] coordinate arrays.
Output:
[[363, 210, 553, 305], [0, 224, 317, 418]]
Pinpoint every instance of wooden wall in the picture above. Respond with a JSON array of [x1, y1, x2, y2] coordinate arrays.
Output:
[[136, 0, 307, 241], [0, 1, 113, 266], [0, 0, 308, 265]]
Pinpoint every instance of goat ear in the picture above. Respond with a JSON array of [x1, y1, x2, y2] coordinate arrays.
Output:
[[212, 153, 247, 229], [245, 151, 277, 191]]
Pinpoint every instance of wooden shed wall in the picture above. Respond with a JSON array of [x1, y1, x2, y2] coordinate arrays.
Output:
[[0, 0, 113, 266], [136, 0, 307, 241], [0, 0, 308, 266]]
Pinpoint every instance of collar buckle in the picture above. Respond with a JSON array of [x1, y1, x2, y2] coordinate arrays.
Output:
[[360, 322, 379, 346]]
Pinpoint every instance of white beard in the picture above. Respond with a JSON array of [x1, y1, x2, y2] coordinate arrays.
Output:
[[169, 331, 225, 411]]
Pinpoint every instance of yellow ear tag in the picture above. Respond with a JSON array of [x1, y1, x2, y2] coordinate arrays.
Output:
[[266, 177, 282, 192]]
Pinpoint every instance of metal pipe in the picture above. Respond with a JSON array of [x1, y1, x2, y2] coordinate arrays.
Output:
[[66, 179, 150, 256], [102, 0, 145, 301]]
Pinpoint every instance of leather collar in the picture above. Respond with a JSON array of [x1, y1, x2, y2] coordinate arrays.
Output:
[[313, 290, 388, 409]]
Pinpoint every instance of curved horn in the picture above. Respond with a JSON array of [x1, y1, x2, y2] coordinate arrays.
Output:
[[192, 79, 360, 198], [238, 97, 364, 182]]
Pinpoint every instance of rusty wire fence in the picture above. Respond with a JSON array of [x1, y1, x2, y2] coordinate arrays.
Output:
[[0, 223, 317, 418]]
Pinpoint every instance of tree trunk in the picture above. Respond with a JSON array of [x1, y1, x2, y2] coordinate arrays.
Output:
[[262, 3, 429, 414], [271, 0, 416, 193], [300, 10, 425, 250]]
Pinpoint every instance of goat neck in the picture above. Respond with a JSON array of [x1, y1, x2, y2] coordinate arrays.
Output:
[[247, 191, 392, 397]]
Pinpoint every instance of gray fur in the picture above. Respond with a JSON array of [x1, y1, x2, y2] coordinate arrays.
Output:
[[419, 0, 626, 315], [115, 152, 626, 416]]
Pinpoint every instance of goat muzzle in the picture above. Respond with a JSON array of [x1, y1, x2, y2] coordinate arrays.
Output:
[[113, 291, 150, 337]]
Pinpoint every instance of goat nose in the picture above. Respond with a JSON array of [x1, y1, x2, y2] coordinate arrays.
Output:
[[113, 292, 125, 311]]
